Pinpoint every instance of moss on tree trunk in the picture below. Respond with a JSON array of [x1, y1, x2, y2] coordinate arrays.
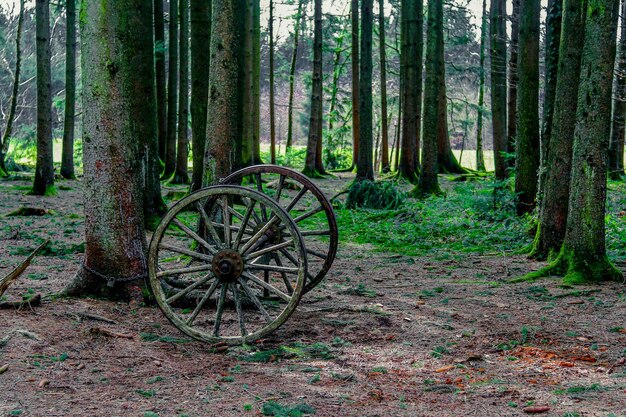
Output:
[[490, 0, 508, 180]]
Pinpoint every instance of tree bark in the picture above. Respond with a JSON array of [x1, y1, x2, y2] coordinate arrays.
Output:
[[609, 0, 626, 179], [285, 0, 304, 153], [65, 0, 151, 298], [351, 0, 360, 169], [190, 0, 211, 191], [203, 0, 245, 186], [379, 0, 390, 173], [490, 0, 508, 180], [475, 0, 487, 172], [172, 0, 190, 184], [507, 0, 520, 163], [531, 0, 587, 260], [60, 0, 77, 179], [514, 0, 540, 215], [269, 0, 276, 164], [0, 0, 25, 178], [252, 0, 261, 164], [31, 0, 55, 196], [356, 0, 374, 181], [155, 0, 167, 163], [163, 0, 179, 180]]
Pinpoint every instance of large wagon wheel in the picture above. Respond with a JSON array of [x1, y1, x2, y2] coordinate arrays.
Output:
[[148, 186, 307, 345], [222, 165, 338, 293]]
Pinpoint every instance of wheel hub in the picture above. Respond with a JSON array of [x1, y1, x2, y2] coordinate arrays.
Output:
[[212, 249, 244, 282], [252, 223, 282, 244]]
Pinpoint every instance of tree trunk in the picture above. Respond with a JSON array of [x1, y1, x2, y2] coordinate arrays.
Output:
[[155, 0, 167, 163], [241, 0, 258, 168], [514, 0, 540, 215], [398, 0, 422, 183], [356, 0, 374, 181], [65, 0, 152, 298], [507, 0, 520, 163], [415, 0, 442, 196], [60, 0, 77, 179], [529, 0, 622, 284], [303, 0, 324, 177], [269, 0, 276, 164], [163, 0, 179, 180], [285, 0, 304, 153], [190, 0, 211, 191], [252, 0, 261, 164], [172, 0, 190, 184], [530, 0, 587, 260], [379, 0, 390, 173], [351, 0, 360, 169], [203, 0, 245, 186], [490, 0, 508, 180], [475, 0, 487, 172], [31, 0, 55, 196], [609, 0, 626, 179], [0, 0, 25, 178]]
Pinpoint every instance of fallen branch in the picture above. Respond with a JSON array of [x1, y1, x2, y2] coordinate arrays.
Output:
[[70, 311, 117, 324], [89, 327, 133, 339], [0, 329, 42, 348], [0, 240, 49, 297], [0, 293, 41, 309]]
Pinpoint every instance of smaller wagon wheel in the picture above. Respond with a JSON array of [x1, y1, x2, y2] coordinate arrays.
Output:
[[222, 165, 338, 293], [148, 186, 307, 345]]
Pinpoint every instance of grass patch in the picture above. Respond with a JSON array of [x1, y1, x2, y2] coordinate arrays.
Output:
[[241, 342, 333, 363], [262, 401, 316, 417]]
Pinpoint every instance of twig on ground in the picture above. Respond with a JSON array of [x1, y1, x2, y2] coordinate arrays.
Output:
[[89, 327, 133, 339], [0, 240, 49, 297], [0, 329, 42, 348], [70, 311, 117, 324]]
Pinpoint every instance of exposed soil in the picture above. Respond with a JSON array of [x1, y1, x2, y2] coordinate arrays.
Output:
[[1, 175, 625, 417]]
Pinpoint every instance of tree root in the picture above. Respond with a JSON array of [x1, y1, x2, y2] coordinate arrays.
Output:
[[0, 293, 41, 309], [0, 329, 42, 348]]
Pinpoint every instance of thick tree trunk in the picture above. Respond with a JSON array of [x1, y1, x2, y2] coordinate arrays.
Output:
[[172, 0, 190, 184], [528, 0, 622, 284], [31, 0, 55, 196], [65, 0, 152, 298], [203, 0, 245, 186], [490, 0, 508, 180], [475, 0, 487, 172], [60, 0, 76, 179], [356, 0, 374, 181], [398, 0, 422, 183], [531, 0, 587, 260], [163, 0, 179, 180], [303, 0, 324, 177], [514, 0, 540, 215], [507, 0, 520, 162], [269, 0, 276, 164], [0, 0, 25, 178], [379, 0, 390, 173], [351, 0, 360, 169], [415, 0, 442, 196], [285, 0, 304, 153], [609, 0, 626, 179], [190, 0, 211, 191], [155, 0, 167, 163]]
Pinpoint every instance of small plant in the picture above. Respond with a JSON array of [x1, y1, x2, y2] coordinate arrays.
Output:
[[136, 389, 156, 398], [146, 376, 164, 384], [346, 179, 406, 210], [261, 401, 316, 417]]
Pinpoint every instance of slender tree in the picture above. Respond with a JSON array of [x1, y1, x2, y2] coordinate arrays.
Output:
[[190, 0, 211, 191], [31, 0, 55, 196], [252, 0, 261, 164], [514, 0, 540, 215], [163, 0, 179, 179], [172, 0, 190, 184], [155, 0, 167, 163], [351, 0, 360, 169], [303, 0, 324, 177], [356, 0, 374, 180], [0, 0, 25, 178], [379, 0, 390, 172], [285, 0, 304, 153], [60, 0, 77, 179], [475, 0, 487, 172], [65, 0, 153, 297], [609, 0, 626, 179], [530, 0, 587, 260], [490, 0, 508, 179], [507, 0, 520, 161], [269, 0, 276, 164]]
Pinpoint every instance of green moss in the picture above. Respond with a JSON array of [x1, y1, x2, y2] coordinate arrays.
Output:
[[0, 166, 8, 178], [26, 185, 57, 197], [301, 166, 326, 179]]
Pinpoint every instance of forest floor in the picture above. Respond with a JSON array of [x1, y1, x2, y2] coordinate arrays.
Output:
[[0, 172, 625, 417]]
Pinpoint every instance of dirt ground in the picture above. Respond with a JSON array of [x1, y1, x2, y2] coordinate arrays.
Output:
[[1, 174, 625, 417]]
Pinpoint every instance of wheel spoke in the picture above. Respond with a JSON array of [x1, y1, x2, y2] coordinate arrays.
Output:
[[212, 283, 228, 337], [171, 218, 218, 255], [238, 278, 272, 323], [285, 186, 308, 212], [157, 264, 213, 278], [240, 216, 279, 254], [232, 284, 247, 336], [165, 273, 214, 304], [306, 248, 328, 260], [293, 205, 324, 223], [275, 174, 286, 203], [244, 239, 294, 261], [234, 199, 257, 250], [279, 248, 316, 283], [159, 242, 214, 262], [222, 196, 231, 248], [195, 201, 224, 249], [242, 271, 292, 302], [255, 173, 268, 221], [271, 252, 294, 294], [186, 279, 220, 325], [300, 229, 331, 237], [245, 262, 299, 274]]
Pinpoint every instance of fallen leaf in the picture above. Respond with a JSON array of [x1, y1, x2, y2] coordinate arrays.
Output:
[[523, 405, 550, 414], [435, 365, 455, 373], [0, 364, 8, 374], [567, 300, 584, 305], [38, 379, 50, 388]]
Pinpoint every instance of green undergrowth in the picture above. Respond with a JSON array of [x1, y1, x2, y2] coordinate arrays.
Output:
[[240, 341, 333, 363], [336, 178, 530, 257], [346, 179, 405, 210], [605, 180, 626, 264], [262, 401, 316, 417]]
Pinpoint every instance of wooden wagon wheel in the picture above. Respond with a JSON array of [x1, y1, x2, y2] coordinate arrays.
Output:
[[222, 165, 338, 293], [148, 186, 307, 345]]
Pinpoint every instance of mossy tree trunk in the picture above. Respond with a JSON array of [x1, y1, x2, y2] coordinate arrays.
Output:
[[252, 0, 262, 164], [203, 0, 245, 186], [415, 0, 442, 196], [398, 0, 422, 183], [531, 0, 587, 260], [303, 0, 324, 178], [490, 0, 508, 180], [475, 0, 487, 172], [285, 0, 304, 153], [356, 0, 374, 181], [524, 0, 622, 284], [379, 0, 390, 173], [31, 0, 55, 196], [609, 0, 626, 180], [154, 0, 167, 163], [0, 0, 24, 178], [163, 0, 179, 180], [514, 0, 540, 215], [351, 0, 360, 169], [507, 0, 520, 163], [65, 0, 152, 298], [171, 0, 190, 184], [60, 0, 76, 180], [190, 0, 211, 191]]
